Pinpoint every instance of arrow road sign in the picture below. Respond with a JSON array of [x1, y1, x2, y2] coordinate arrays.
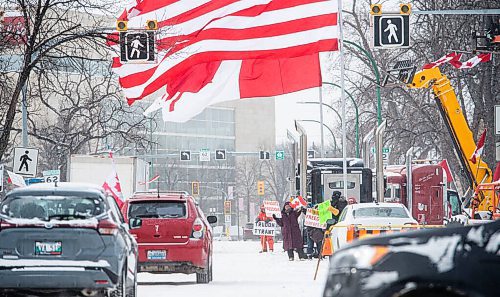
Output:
[[373, 14, 410, 49], [180, 151, 191, 161], [215, 149, 226, 160], [13, 147, 39, 177]]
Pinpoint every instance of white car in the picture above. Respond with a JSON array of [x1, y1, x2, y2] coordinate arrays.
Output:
[[331, 202, 418, 250]]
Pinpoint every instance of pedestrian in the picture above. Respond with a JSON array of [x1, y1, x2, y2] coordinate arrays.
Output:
[[273, 201, 307, 261], [330, 191, 348, 222], [255, 204, 274, 253]]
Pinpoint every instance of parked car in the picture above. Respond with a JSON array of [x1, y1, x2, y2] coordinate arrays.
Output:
[[0, 182, 138, 297], [121, 191, 217, 283], [330, 202, 418, 250], [324, 220, 499, 297], [243, 222, 259, 241]]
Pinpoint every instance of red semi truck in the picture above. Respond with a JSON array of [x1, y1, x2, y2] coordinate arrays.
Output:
[[384, 164, 461, 225]]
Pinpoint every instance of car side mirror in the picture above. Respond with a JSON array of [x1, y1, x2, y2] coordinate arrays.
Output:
[[207, 215, 217, 224], [129, 218, 142, 229]]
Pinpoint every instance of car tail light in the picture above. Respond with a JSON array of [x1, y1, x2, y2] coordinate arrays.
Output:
[[98, 219, 118, 236], [0, 220, 15, 231], [191, 218, 204, 239]]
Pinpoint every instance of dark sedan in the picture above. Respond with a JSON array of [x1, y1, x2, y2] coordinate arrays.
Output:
[[324, 220, 499, 297], [0, 183, 138, 297]]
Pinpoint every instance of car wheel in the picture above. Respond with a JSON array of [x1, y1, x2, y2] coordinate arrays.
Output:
[[196, 258, 210, 284], [110, 266, 127, 297]]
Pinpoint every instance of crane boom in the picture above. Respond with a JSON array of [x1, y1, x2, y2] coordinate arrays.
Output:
[[407, 67, 493, 211]]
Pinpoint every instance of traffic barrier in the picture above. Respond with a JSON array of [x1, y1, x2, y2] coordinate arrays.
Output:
[[321, 237, 333, 256], [337, 224, 445, 243]]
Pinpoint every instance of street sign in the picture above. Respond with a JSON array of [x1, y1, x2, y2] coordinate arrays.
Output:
[[215, 149, 226, 160], [275, 150, 285, 160], [259, 151, 270, 160], [224, 201, 231, 214], [0, 164, 4, 192], [199, 149, 210, 162], [180, 150, 191, 161], [192, 181, 200, 196], [25, 177, 45, 186], [119, 31, 156, 63], [373, 14, 410, 49], [495, 105, 500, 135], [307, 150, 315, 159], [224, 214, 231, 224], [257, 180, 265, 196], [42, 169, 60, 183], [13, 147, 39, 177]]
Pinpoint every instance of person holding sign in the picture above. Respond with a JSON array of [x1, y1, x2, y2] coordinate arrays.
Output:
[[255, 204, 274, 253], [273, 201, 306, 261]]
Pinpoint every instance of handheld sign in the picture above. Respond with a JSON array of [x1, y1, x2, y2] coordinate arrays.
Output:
[[252, 221, 277, 236], [263, 200, 281, 218], [304, 209, 327, 229]]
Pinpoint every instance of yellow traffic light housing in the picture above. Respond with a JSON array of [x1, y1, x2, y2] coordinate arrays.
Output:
[[192, 181, 200, 196], [370, 4, 382, 15], [400, 4, 411, 15], [146, 20, 158, 30], [116, 20, 128, 31], [257, 181, 265, 196]]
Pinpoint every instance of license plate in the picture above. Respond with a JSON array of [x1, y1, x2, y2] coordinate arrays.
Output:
[[35, 241, 62, 255], [147, 250, 166, 260]]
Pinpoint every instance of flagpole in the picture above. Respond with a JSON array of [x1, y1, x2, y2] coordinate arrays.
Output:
[[337, 0, 348, 197]]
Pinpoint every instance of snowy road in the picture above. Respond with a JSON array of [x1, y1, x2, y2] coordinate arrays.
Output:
[[138, 240, 329, 297]]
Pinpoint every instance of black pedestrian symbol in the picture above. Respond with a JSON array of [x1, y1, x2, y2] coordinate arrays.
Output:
[[385, 20, 399, 43], [19, 150, 32, 172]]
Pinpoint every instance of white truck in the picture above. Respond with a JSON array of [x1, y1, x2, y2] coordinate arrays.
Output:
[[67, 155, 149, 200]]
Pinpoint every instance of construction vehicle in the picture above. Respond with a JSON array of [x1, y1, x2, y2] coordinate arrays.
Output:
[[387, 65, 494, 223]]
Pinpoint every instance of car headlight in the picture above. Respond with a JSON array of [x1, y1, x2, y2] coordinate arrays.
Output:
[[330, 245, 389, 270]]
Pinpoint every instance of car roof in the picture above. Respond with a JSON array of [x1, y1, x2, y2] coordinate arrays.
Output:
[[7, 182, 106, 197], [350, 202, 406, 209], [129, 191, 191, 202]]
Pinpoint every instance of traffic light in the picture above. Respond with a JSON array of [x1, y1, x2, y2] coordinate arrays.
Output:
[[400, 4, 411, 15], [370, 4, 382, 15], [116, 20, 128, 31], [257, 181, 265, 196], [224, 201, 231, 214], [146, 20, 158, 30], [192, 181, 200, 196]]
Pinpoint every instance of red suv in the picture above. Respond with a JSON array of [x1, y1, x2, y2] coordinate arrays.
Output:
[[121, 191, 217, 283]]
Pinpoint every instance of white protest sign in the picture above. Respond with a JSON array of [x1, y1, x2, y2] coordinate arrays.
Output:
[[252, 221, 277, 236], [304, 208, 327, 229], [263, 200, 281, 218]]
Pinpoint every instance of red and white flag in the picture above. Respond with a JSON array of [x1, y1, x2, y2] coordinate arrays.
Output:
[[438, 159, 453, 183], [102, 152, 124, 207], [470, 129, 487, 164], [451, 53, 492, 69], [289, 195, 307, 209], [109, 0, 339, 122], [138, 174, 160, 185], [422, 52, 462, 69]]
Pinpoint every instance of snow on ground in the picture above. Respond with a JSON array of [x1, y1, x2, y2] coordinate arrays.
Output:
[[138, 240, 329, 297]]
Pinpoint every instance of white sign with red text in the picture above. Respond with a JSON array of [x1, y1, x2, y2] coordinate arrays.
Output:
[[263, 200, 281, 218], [304, 208, 326, 229]]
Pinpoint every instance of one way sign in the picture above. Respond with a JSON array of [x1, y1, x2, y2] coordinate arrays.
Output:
[[215, 149, 226, 160], [180, 151, 191, 161]]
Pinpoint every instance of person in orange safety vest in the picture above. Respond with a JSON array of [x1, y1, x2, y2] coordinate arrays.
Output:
[[255, 204, 274, 253]]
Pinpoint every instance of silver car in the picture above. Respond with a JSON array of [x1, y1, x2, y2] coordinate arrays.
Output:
[[0, 183, 138, 297]]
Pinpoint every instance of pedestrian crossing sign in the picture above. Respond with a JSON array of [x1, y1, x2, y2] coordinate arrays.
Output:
[[12, 147, 39, 177]]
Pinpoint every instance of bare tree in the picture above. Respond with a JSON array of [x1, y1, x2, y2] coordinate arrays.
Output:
[[0, 0, 116, 161], [235, 156, 261, 222]]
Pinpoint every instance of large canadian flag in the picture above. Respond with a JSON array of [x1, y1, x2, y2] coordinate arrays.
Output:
[[470, 129, 487, 164], [102, 152, 124, 207], [109, 0, 339, 122]]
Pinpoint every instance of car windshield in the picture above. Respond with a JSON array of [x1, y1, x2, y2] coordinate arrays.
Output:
[[129, 201, 186, 218], [0, 195, 105, 221], [353, 206, 409, 218]]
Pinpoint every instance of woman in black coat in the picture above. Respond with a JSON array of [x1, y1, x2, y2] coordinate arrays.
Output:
[[273, 201, 307, 261]]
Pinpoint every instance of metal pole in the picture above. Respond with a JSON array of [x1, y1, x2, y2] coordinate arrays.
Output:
[[338, 0, 348, 197], [297, 120, 338, 152], [21, 81, 28, 147], [319, 89, 325, 158], [295, 121, 307, 199], [344, 40, 381, 125], [321, 82, 360, 158], [375, 120, 387, 202], [362, 128, 375, 168], [406, 147, 414, 217]]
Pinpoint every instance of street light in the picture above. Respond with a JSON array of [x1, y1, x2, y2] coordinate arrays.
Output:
[[297, 119, 338, 153], [344, 40, 382, 126], [321, 82, 360, 158]]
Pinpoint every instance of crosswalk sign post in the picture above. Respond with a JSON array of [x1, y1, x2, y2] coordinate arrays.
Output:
[[118, 20, 158, 64], [13, 147, 39, 177], [371, 4, 410, 49]]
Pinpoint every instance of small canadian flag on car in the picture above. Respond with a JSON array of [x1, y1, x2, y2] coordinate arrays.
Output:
[[289, 195, 307, 209]]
